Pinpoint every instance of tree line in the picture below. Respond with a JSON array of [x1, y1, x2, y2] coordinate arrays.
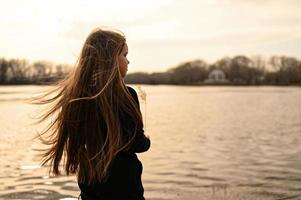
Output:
[[125, 55, 301, 86], [0, 55, 301, 85], [0, 58, 70, 84]]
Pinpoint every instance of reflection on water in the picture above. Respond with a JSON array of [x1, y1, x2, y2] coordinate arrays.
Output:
[[1, 189, 77, 200], [0, 85, 301, 200], [20, 165, 41, 170]]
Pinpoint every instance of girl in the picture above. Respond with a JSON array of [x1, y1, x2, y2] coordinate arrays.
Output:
[[35, 28, 151, 199]]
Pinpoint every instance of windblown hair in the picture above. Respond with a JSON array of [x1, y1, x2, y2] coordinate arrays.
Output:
[[33, 28, 143, 184]]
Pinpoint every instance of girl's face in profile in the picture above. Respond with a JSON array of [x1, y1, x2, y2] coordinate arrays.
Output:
[[118, 43, 129, 78]]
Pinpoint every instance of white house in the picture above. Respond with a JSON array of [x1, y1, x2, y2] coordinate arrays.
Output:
[[204, 69, 229, 84]]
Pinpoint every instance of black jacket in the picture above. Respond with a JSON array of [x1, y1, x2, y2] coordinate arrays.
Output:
[[79, 86, 151, 200]]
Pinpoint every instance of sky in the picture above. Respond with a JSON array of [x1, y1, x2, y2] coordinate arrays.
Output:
[[0, 0, 301, 73]]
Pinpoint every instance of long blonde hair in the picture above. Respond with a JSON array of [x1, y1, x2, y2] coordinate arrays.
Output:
[[33, 28, 143, 184]]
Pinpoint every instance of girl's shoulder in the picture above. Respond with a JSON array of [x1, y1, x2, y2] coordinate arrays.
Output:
[[126, 86, 139, 105], [126, 85, 136, 92], [126, 86, 137, 97]]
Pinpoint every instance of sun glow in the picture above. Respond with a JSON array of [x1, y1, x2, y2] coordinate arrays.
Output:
[[0, 0, 300, 72]]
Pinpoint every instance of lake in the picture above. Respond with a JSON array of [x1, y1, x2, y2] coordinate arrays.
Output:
[[0, 85, 301, 200]]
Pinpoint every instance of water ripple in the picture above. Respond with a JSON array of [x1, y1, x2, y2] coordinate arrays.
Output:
[[0, 189, 77, 200]]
